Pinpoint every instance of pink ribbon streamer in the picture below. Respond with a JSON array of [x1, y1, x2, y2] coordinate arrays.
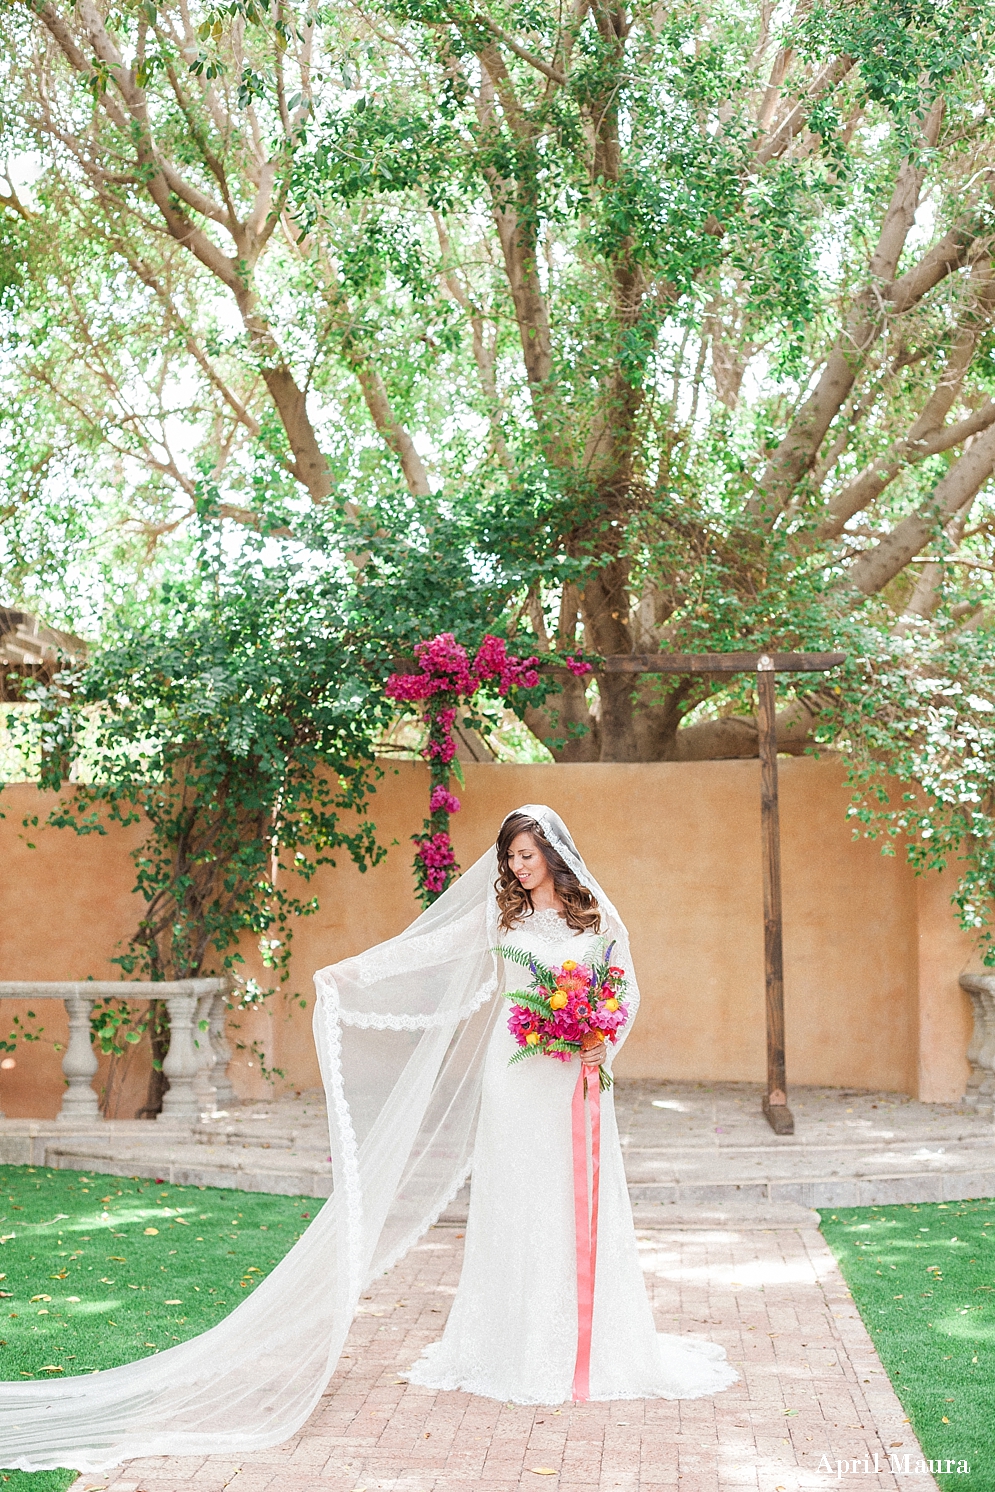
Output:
[[571, 1064, 601, 1402]]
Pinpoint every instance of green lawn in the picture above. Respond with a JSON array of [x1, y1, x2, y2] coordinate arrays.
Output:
[[820, 1199, 995, 1492], [0, 1164, 321, 1492]]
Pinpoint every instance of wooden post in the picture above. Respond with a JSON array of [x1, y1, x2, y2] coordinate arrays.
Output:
[[756, 656, 792, 1134], [547, 648, 845, 1136]]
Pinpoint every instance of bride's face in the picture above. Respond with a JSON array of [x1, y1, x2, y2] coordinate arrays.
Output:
[[507, 831, 553, 895]]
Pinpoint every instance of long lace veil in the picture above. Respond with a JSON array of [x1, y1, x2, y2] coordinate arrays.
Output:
[[0, 805, 639, 1472]]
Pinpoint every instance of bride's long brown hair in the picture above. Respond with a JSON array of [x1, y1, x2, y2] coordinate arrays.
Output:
[[495, 812, 602, 934]]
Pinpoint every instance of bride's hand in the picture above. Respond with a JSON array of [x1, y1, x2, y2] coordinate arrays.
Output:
[[580, 1041, 606, 1067]]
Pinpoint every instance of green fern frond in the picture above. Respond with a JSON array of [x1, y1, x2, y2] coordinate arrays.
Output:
[[494, 943, 557, 990], [507, 1043, 547, 1064], [494, 943, 535, 967], [503, 990, 554, 1018]]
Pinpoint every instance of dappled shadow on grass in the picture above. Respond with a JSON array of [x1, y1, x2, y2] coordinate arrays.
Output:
[[0, 1163, 321, 1492], [821, 1197, 995, 1492]]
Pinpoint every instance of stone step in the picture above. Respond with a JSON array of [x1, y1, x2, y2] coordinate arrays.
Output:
[[4, 1081, 995, 1210], [40, 1138, 333, 1197], [626, 1168, 995, 1209], [192, 1126, 298, 1149]]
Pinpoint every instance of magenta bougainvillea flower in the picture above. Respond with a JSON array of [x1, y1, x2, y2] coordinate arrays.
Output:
[[429, 785, 462, 815], [384, 633, 540, 907]]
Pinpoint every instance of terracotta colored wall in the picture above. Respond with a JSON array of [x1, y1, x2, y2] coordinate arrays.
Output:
[[914, 868, 977, 1102], [0, 762, 976, 1117]]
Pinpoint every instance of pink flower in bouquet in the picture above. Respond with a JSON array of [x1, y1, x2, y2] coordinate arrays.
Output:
[[507, 1005, 541, 1044]]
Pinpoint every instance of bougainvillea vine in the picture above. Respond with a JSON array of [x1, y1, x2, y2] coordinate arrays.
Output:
[[385, 634, 540, 905]]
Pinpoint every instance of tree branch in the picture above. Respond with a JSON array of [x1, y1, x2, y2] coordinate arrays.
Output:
[[473, 52, 557, 428], [847, 420, 995, 593], [472, 9, 569, 85], [821, 256, 995, 534], [757, 101, 968, 510], [894, 498, 975, 631], [754, 54, 855, 166], [432, 211, 514, 469], [822, 399, 995, 537]]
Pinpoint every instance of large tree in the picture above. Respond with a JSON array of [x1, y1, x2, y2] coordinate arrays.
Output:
[[3, 0, 995, 770]]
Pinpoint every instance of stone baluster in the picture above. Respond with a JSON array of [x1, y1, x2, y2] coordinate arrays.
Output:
[[192, 989, 218, 1113], [158, 988, 201, 1121], [978, 988, 995, 1100], [208, 988, 238, 1107], [959, 973, 995, 1103], [57, 991, 100, 1122]]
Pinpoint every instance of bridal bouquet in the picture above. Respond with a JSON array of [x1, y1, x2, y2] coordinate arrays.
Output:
[[499, 941, 629, 1090]]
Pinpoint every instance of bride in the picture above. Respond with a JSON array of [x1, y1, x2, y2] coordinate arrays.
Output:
[[406, 808, 738, 1404], [0, 804, 734, 1474]]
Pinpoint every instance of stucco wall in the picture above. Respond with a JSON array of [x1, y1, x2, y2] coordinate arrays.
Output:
[[0, 760, 976, 1117]]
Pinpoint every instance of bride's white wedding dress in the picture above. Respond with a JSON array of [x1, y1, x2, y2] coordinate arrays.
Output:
[[408, 906, 738, 1404]]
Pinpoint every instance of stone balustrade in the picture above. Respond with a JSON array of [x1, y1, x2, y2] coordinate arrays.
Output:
[[959, 971, 995, 1105], [0, 980, 233, 1121]]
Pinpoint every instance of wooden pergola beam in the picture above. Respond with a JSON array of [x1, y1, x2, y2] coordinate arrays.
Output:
[[599, 650, 846, 675]]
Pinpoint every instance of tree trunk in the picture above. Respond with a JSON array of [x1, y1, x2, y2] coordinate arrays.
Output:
[[136, 999, 171, 1119], [668, 697, 825, 761]]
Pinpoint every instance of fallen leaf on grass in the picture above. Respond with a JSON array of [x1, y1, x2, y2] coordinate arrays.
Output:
[[30, 1295, 52, 1303], [144, 1228, 159, 1236], [164, 1300, 183, 1305], [40, 1366, 63, 1373]]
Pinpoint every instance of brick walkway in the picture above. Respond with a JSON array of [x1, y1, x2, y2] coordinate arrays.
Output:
[[76, 1208, 940, 1492]]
